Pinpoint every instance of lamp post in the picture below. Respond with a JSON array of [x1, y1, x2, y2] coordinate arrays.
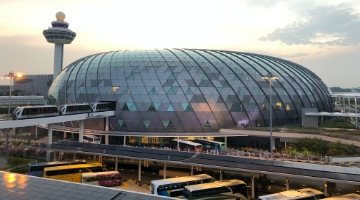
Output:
[[1, 72, 22, 157], [262, 73, 278, 158]]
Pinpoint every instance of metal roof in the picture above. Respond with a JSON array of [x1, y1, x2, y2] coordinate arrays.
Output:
[[331, 92, 360, 98], [49, 141, 360, 185], [305, 112, 360, 117], [0, 171, 175, 200]]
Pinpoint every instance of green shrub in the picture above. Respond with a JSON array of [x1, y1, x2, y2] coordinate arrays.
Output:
[[7, 157, 36, 167]]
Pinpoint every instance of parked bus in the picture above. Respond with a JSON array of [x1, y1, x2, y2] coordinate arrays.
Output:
[[183, 179, 248, 200], [324, 193, 360, 199], [171, 139, 202, 152], [81, 171, 122, 187], [28, 160, 87, 177], [150, 174, 215, 197], [83, 135, 101, 144], [43, 163, 105, 183], [258, 188, 326, 200], [194, 139, 226, 152]]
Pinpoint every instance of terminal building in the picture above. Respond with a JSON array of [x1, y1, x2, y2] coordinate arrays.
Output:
[[47, 49, 333, 133]]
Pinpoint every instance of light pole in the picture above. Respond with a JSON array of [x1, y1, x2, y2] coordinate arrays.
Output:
[[262, 73, 278, 158], [1, 72, 22, 157]]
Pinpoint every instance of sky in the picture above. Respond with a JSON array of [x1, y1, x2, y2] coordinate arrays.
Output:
[[0, 0, 359, 88]]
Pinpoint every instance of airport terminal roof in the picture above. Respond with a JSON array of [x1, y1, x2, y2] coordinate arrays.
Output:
[[0, 171, 174, 200]]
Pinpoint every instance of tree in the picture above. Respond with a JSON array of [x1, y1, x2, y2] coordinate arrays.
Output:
[[295, 137, 327, 156]]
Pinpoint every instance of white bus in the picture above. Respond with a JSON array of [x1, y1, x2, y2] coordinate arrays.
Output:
[[258, 188, 326, 200], [150, 174, 215, 197], [183, 179, 248, 200], [81, 171, 122, 187], [194, 139, 226, 152], [171, 139, 202, 152], [324, 193, 360, 199], [83, 135, 101, 144]]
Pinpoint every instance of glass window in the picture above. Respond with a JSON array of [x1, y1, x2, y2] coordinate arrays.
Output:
[[275, 102, 282, 110]]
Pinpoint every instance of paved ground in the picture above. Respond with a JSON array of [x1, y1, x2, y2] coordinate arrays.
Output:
[[0, 157, 7, 169]]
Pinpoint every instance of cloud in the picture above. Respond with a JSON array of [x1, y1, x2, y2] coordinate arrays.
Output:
[[281, 53, 308, 58], [259, 4, 360, 46]]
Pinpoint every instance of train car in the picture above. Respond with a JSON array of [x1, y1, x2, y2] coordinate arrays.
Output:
[[60, 103, 91, 115], [12, 105, 59, 120], [91, 102, 116, 112]]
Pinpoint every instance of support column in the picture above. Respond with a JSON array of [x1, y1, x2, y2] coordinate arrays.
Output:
[[115, 157, 118, 171], [46, 124, 53, 161], [35, 126, 38, 139], [105, 117, 109, 131], [105, 135, 109, 145], [225, 136, 227, 151], [138, 160, 142, 182], [355, 98, 358, 129], [348, 97, 351, 113], [271, 137, 275, 153], [285, 178, 289, 191], [63, 132, 66, 139], [163, 163, 167, 179], [251, 174, 255, 199], [53, 151, 56, 161], [324, 182, 328, 197], [220, 169, 223, 181], [123, 136, 126, 146], [190, 166, 193, 176], [79, 120, 84, 142], [177, 137, 180, 150]]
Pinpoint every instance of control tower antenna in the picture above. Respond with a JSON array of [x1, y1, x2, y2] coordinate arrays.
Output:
[[43, 11, 76, 80]]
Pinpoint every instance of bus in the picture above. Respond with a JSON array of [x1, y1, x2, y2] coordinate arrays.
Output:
[[194, 139, 226, 152], [150, 174, 215, 197], [324, 193, 360, 199], [83, 135, 101, 144], [43, 162, 105, 183], [28, 160, 87, 177], [183, 179, 248, 200], [258, 188, 326, 200], [81, 171, 122, 187], [171, 139, 202, 152]]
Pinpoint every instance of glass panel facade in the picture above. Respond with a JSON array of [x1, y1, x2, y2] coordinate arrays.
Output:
[[48, 49, 332, 132]]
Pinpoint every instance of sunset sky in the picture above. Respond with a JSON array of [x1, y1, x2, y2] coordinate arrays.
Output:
[[0, 0, 359, 87]]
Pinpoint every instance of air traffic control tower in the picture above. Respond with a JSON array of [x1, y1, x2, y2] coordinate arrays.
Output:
[[43, 12, 76, 80]]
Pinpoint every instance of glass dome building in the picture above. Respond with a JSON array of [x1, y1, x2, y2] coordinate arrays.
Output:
[[48, 49, 332, 132]]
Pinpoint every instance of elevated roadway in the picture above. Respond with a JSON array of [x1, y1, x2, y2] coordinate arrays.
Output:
[[49, 141, 360, 185], [0, 111, 115, 129]]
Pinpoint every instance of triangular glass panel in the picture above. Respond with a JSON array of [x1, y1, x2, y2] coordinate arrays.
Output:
[[185, 88, 193, 95], [167, 120, 174, 128], [230, 103, 243, 112], [143, 120, 151, 128], [124, 87, 131, 94], [216, 87, 223, 93], [286, 104, 291, 110], [167, 104, 175, 111], [204, 120, 211, 128], [261, 104, 267, 110], [121, 103, 130, 111], [237, 87, 246, 95], [149, 87, 157, 95], [168, 73, 176, 79], [162, 120, 170, 128]]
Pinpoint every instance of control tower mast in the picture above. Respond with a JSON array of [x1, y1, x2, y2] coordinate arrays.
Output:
[[43, 11, 76, 80]]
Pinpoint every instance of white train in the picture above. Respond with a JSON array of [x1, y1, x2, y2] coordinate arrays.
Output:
[[12, 102, 115, 120]]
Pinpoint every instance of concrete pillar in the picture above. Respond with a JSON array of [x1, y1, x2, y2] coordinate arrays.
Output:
[[324, 182, 328, 196], [355, 98, 358, 129], [138, 160, 142, 182], [163, 163, 167, 179], [286, 178, 289, 191], [63, 132, 66, 139], [35, 126, 38, 139], [105, 117, 109, 131], [348, 98, 351, 113], [271, 137, 275, 153], [190, 166, 193, 176], [79, 120, 84, 142], [46, 124, 53, 161], [115, 157, 118, 171], [225, 136, 227, 151], [53, 151, 56, 161], [124, 136, 126, 146], [251, 174, 255, 199], [177, 137, 180, 150], [105, 135, 109, 145], [220, 169, 223, 181]]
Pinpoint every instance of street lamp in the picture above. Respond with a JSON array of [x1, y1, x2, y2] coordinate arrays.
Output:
[[262, 73, 278, 158], [1, 72, 22, 157]]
